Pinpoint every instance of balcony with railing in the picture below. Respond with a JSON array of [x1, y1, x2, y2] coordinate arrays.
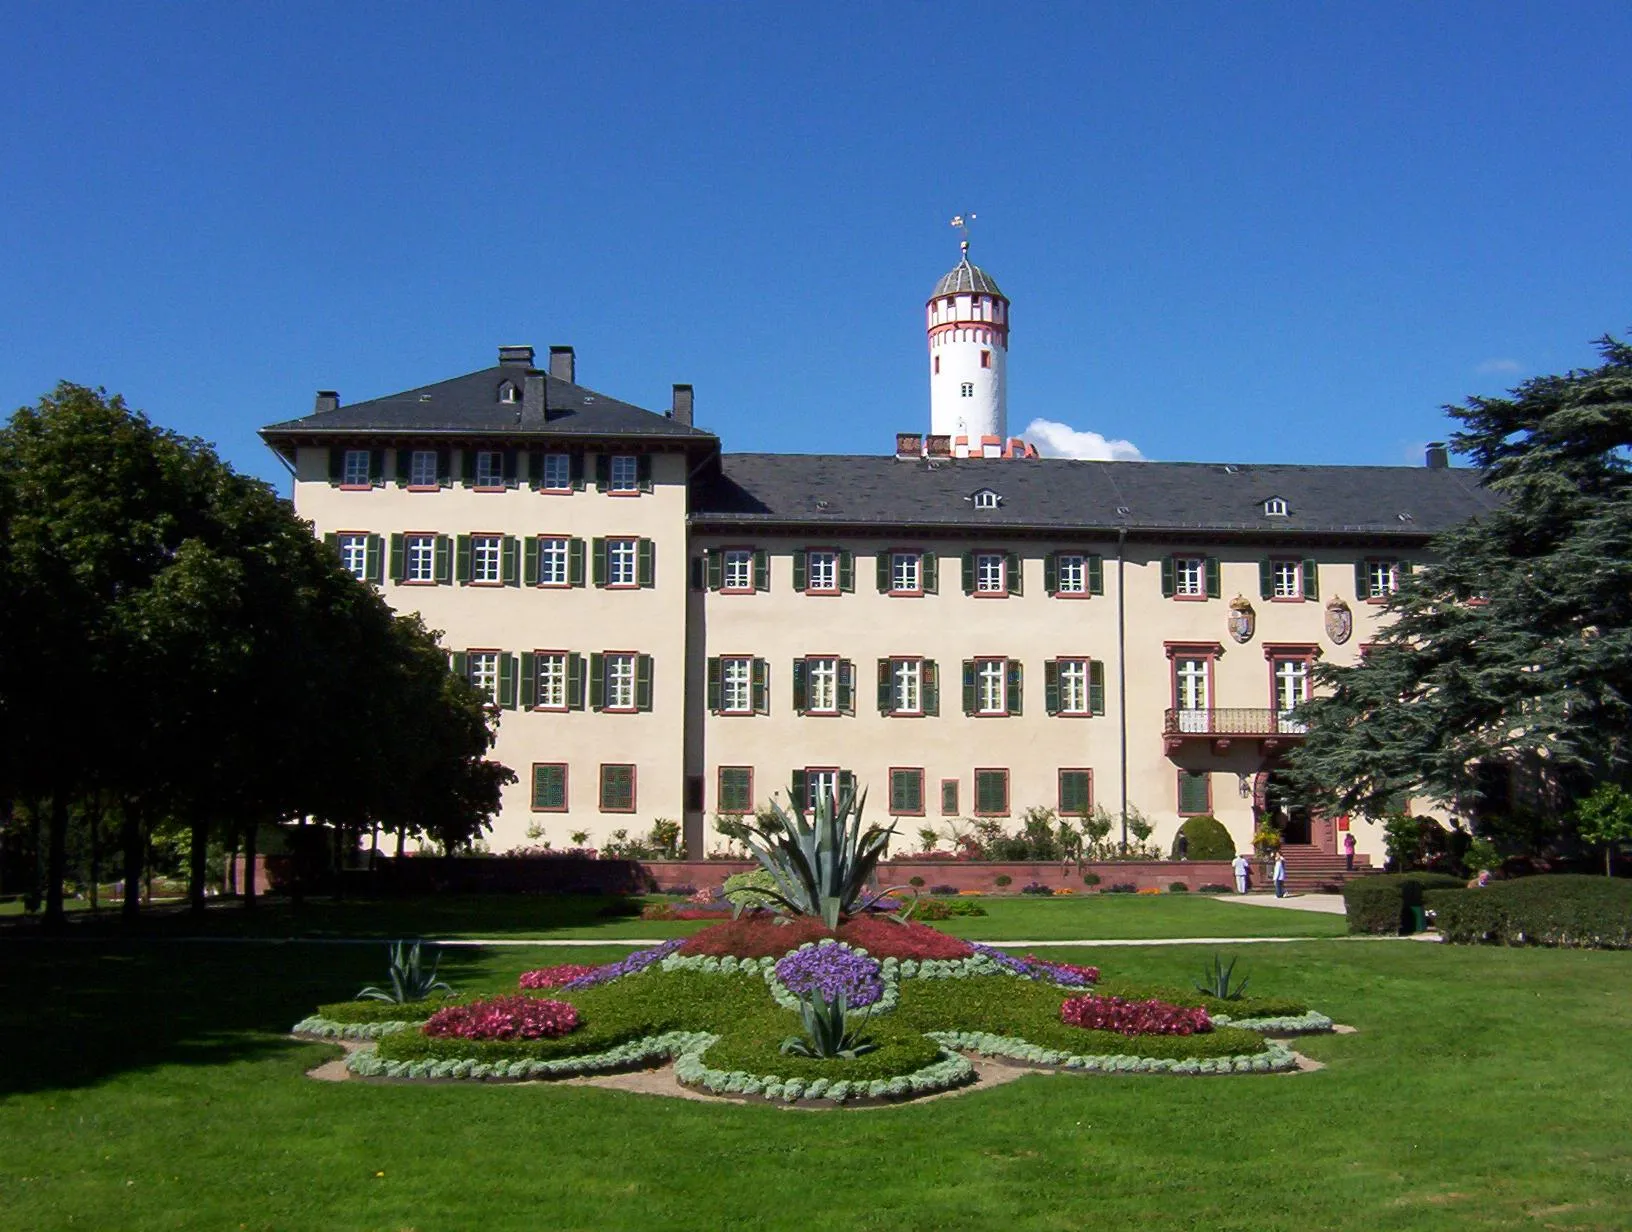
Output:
[[1163, 708, 1307, 755]]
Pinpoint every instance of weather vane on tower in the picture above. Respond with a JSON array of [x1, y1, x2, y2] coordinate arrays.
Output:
[[949, 212, 976, 257]]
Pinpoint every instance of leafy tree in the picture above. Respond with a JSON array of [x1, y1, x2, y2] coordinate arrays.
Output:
[[1574, 784, 1632, 877], [1286, 337, 1632, 836]]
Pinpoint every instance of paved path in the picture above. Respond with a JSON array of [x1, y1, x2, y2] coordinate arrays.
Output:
[[1210, 892, 1347, 915], [79, 932, 1423, 947]]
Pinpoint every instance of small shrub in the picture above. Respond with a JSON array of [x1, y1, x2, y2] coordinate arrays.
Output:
[[1169, 881, 1190, 893], [1082, 872, 1101, 887], [1060, 995, 1212, 1037], [356, 940, 453, 1004], [906, 897, 988, 920], [722, 869, 780, 913], [1342, 873, 1467, 934], [1103, 882, 1137, 894], [1194, 953, 1249, 1000], [423, 996, 580, 1041], [1197, 883, 1232, 894], [1171, 815, 1234, 862], [930, 884, 959, 896], [1019, 881, 1054, 896], [909, 875, 926, 888], [1429, 875, 1632, 949], [994, 875, 1013, 888]]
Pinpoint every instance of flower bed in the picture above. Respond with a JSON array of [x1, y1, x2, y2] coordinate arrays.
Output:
[[1060, 995, 1211, 1036], [677, 915, 974, 961], [518, 964, 597, 990], [424, 996, 580, 1041]]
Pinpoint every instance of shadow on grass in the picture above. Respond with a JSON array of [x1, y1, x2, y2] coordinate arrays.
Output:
[[0, 938, 492, 1097]]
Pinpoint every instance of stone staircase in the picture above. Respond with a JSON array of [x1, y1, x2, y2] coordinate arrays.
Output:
[[1274, 846, 1376, 893]]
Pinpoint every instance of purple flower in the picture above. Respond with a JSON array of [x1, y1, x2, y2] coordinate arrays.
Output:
[[774, 944, 884, 1008], [968, 943, 1097, 987], [563, 938, 685, 990]]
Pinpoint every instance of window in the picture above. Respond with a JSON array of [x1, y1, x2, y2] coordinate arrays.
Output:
[[600, 764, 636, 813], [717, 767, 753, 815], [980, 350, 992, 369], [1056, 554, 1085, 594], [471, 535, 503, 584], [541, 453, 572, 492], [404, 534, 437, 583], [603, 653, 637, 711], [1178, 771, 1211, 816], [941, 779, 959, 816], [1365, 559, 1400, 599], [609, 455, 639, 492], [806, 549, 838, 593], [1058, 769, 1093, 817], [721, 657, 753, 714], [803, 768, 839, 814], [889, 768, 924, 816], [891, 552, 921, 594], [933, 355, 940, 374], [962, 658, 1021, 716], [337, 533, 369, 580], [467, 651, 501, 702], [807, 657, 837, 714], [976, 552, 1006, 593], [531, 764, 567, 812], [1056, 659, 1090, 715], [532, 652, 570, 710], [976, 659, 1006, 714], [341, 449, 370, 487], [1272, 560, 1302, 599], [606, 538, 638, 588], [961, 382, 974, 397], [1174, 657, 1210, 730], [1264, 497, 1289, 516], [973, 489, 1000, 510], [892, 658, 922, 715], [1175, 556, 1205, 597], [537, 537, 571, 587], [408, 450, 438, 488], [1273, 658, 1310, 730], [974, 769, 1009, 816], [474, 450, 504, 488], [723, 549, 754, 592]]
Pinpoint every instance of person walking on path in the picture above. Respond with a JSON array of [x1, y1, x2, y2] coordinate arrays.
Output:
[[1343, 831, 1357, 872], [1273, 852, 1288, 898], [1231, 852, 1250, 894]]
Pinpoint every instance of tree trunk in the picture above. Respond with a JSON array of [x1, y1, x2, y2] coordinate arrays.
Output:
[[25, 798, 43, 914], [43, 790, 69, 933], [332, 824, 346, 902], [242, 821, 258, 912], [121, 801, 143, 922], [291, 816, 306, 909], [189, 804, 209, 915], [88, 796, 102, 914], [1608, 844, 1614, 878]]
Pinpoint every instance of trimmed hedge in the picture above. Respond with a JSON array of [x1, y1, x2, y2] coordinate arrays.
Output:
[[1342, 872, 1467, 934], [1427, 875, 1632, 949], [1172, 815, 1235, 862]]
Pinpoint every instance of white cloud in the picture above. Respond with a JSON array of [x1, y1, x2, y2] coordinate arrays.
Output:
[[1022, 418, 1144, 461], [1476, 358, 1523, 375]]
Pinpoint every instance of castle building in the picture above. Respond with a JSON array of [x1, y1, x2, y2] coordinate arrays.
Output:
[[260, 255, 1498, 862]]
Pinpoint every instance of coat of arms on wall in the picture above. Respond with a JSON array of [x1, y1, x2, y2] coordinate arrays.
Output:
[[1227, 595, 1256, 644], [1325, 596, 1354, 645]]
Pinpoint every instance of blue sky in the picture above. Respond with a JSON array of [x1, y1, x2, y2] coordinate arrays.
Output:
[[4, 2, 1628, 489]]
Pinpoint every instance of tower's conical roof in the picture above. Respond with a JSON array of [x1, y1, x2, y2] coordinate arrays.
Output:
[[932, 257, 1004, 298]]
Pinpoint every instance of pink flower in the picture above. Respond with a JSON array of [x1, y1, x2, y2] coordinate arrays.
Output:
[[424, 996, 580, 1041], [518, 965, 596, 989], [1059, 995, 1212, 1037]]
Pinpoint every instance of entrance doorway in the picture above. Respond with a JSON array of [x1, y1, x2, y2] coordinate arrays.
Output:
[[1259, 771, 1313, 846]]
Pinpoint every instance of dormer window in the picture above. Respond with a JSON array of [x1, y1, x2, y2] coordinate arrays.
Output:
[[1264, 497, 1289, 517], [972, 489, 1001, 510], [498, 381, 519, 404]]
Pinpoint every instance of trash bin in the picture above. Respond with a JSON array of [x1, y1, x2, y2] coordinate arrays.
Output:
[[1408, 905, 1427, 933]]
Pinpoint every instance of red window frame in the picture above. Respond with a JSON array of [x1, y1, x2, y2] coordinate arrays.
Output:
[[1054, 656, 1093, 716], [1171, 554, 1208, 602], [537, 452, 574, 495], [1268, 557, 1305, 602], [405, 449, 441, 493], [887, 766, 926, 817], [401, 530, 440, 586], [716, 766, 753, 816], [604, 536, 641, 590], [1263, 642, 1321, 712], [535, 534, 573, 589], [339, 449, 372, 491], [472, 449, 506, 493], [606, 454, 641, 497], [719, 544, 759, 595], [1057, 767, 1094, 816], [530, 762, 569, 813], [598, 763, 637, 813], [1165, 642, 1222, 715], [886, 655, 926, 717], [973, 767, 1010, 817], [888, 550, 925, 597], [1363, 558, 1400, 603], [803, 546, 842, 596], [972, 655, 1010, 717], [717, 654, 756, 716], [600, 650, 640, 714], [972, 552, 1009, 598], [940, 778, 960, 817], [803, 766, 840, 814], [468, 532, 505, 587], [801, 654, 842, 716], [1176, 769, 1212, 817], [529, 649, 572, 713]]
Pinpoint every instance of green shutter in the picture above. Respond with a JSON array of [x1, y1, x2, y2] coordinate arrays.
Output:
[[923, 660, 939, 716], [792, 549, 807, 592], [498, 654, 517, 710], [436, 448, 452, 488], [450, 651, 468, 680], [752, 659, 768, 714], [962, 660, 976, 715], [876, 552, 891, 592], [877, 659, 893, 714], [594, 455, 610, 491], [568, 654, 585, 710], [838, 549, 854, 593], [1303, 559, 1320, 601], [455, 535, 472, 584], [527, 449, 544, 490], [323, 531, 338, 553], [941, 778, 958, 816], [1161, 556, 1176, 598], [837, 660, 854, 715], [532, 764, 550, 809], [1205, 557, 1221, 599], [753, 549, 769, 592], [1089, 660, 1105, 716], [588, 653, 605, 711], [638, 539, 655, 588], [1088, 554, 1103, 595], [923, 552, 938, 594], [569, 452, 585, 490], [839, 770, 856, 802], [327, 447, 344, 485], [369, 450, 385, 485], [502, 536, 519, 586], [569, 538, 585, 587], [1044, 660, 1060, 715], [502, 449, 519, 488], [1259, 559, 1274, 600], [591, 537, 607, 587], [394, 447, 412, 488], [1007, 552, 1022, 596], [636, 655, 653, 711], [1006, 659, 1023, 716], [1355, 559, 1368, 597], [792, 659, 807, 713], [365, 535, 384, 584], [706, 548, 723, 591], [460, 449, 476, 487], [520, 652, 536, 708], [389, 533, 406, 583], [435, 536, 452, 585], [1179, 771, 1210, 815], [523, 536, 540, 586], [791, 769, 809, 812], [1044, 552, 1059, 594], [1060, 771, 1090, 817], [962, 552, 976, 595], [637, 454, 653, 492], [706, 658, 722, 712]]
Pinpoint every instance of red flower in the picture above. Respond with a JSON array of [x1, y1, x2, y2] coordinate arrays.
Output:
[[518, 965, 596, 990], [424, 996, 581, 1041], [1059, 995, 1212, 1037]]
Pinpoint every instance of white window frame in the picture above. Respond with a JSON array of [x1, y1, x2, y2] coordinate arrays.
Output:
[[1272, 559, 1302, 599], [1175, 556, 1205, 597], [341, 450, 370, 487], [976, 658, 1007, 715], [805, 769, 839, 814], [607, 538, 638, 588], [722, 549, 754, 592], [1056, 553, 1086, 594], [1057, 659, 1090, 715], [1368, 560, 1400, 599], [1175, 657, 1209, 730], [806, 657, 838, 715], [891, 552, 921, 594], [975, 553, 1006, 594], [471, 535, 503, 584], [973, 490, 999, 510], [538, 537, 570, 587], [892, 658, 923, 716], [405, 534, 437, 583], [1274, 659, 1310, 732], [474, 451, 504, 488], [721, 656, 753, 715], [535, 653, 568, 710], [408, 450, 438, 488], [609, 455, 639, 492], [960, 382, 974, 397], [337, 533, 369, 580], [604, 653, 637, 712], [541, 453, 572, 492], [468, 651, 500, 702], [1264, 497, 1289, 516], [806, 549, 838, 593]]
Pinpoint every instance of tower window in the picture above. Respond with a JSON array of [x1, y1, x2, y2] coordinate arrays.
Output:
[[980, 350, 991, 369], [933, 356, 940, 374], [961, 382, 974, 397]]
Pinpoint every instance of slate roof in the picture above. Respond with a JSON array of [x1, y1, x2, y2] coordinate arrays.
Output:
[[691, 454, 1501, 540], [932, 260, 1005, 298], [260, 365, 714, 442]]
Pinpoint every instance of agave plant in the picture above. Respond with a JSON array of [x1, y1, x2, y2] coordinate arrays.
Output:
[[1194, 952, 1249, 1001], [779, 992, 880, 1060], [739, 783, 899, 929], [357, 940, 454, 1004]]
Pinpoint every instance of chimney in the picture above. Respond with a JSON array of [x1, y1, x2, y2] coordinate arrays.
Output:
[[549, 345, 575, 385], [498, 345, 534, 368], [1425, 441, 1449, 470], [314, 390, 339, 415], [671, 383, 694, 427], [895, 432, 923, 460], [523, 371, 547, 423], [925, 434, 952, 458]]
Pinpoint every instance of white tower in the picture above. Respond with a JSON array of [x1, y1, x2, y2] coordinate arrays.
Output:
[[928, 222, 1009, 458]]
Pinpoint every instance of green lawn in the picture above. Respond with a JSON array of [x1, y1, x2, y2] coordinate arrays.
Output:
[[0, 891, 1347, 941], [1, 928, 1627, 1230]]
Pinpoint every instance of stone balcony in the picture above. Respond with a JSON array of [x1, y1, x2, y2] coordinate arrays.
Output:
[[1163, 708, 1307, 756]]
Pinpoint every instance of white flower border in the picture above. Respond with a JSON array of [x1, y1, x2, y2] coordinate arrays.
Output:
[[673, 1045, 975, 1104], [292, 1015, 414, 1040], [1209, 1011, 1334, 1034], [344, 1030, 716, 1081], [927, 1030, 1301, 1075]]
